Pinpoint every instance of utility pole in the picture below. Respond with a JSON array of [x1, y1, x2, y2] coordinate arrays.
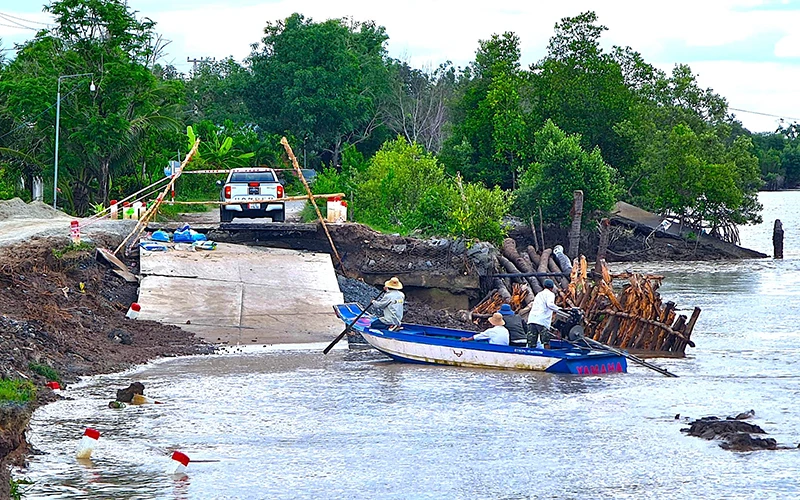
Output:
[[186, 56, 215, 73]]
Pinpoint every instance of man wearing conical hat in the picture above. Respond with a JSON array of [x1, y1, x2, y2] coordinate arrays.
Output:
[[370, 276, 405, 331], [460, 312, 509, 346]]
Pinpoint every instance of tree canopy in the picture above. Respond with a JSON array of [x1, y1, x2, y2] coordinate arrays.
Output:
[[0, 4, 773, 244]]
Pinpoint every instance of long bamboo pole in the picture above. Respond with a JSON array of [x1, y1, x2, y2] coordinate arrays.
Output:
[[114, 138, 201, 255], [84, 175, 172, 222], [280, 137, 345, 273], [164, 193, 345, 205]]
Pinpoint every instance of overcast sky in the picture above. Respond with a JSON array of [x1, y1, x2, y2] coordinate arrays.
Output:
[[2, 0, 800, 132]]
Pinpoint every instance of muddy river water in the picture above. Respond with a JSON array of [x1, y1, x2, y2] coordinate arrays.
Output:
[[17, 192, 800, 499]]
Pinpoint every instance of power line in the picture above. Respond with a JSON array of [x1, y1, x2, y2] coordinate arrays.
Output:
[[0, 13, 40, 30], [0, 82, 85, 142], [0, 21, 37, 31], [0, 11, 51, 26], [729, 107, 800, 123]]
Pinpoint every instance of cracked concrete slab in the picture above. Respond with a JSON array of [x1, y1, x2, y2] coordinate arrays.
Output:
[[136, 243, 343, 345]]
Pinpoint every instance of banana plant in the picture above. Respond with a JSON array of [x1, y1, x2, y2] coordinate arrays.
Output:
[[186, 125, 254, 170]]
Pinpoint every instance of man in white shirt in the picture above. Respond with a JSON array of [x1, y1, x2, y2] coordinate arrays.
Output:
[[527, 279, 561, 349], [460, 313, 509, 346]]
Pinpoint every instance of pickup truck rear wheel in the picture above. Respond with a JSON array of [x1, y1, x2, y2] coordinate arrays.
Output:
[[220, 206, 234, 223], [271, 208, 285, 222]]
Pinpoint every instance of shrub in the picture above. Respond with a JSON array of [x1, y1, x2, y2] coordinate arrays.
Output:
[[29, 363, 60, 382], [0, 379, 36, 403], [10, 477, 33, 500], [514, 120, 617, 225], [450, 175, 513, 245], [355, 137, 447, 231]]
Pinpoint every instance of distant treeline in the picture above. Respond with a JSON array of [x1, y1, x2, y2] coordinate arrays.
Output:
[[0, 1, 792, 243]]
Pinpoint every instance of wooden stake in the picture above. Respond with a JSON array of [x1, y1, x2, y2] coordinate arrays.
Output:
[[595, 218, 610, 274], [280, 137, 345, 274], [538, 207, 545, 249], [567, 190, 583, 259], [530, 216, 540, 252]]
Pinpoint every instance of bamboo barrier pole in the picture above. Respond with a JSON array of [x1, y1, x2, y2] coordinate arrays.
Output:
[[114, 138, 201, 255], [165, 193, 345, 205], [280, 137, 345, 273], [83, 175, 172, 223], [80, 180, 170, 231]]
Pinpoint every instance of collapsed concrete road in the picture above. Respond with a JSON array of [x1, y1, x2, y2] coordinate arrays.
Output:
[[136, 243, 344, 345]]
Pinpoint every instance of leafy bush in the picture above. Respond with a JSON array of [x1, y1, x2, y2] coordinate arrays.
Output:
[[343, 137, 513, 242], [0, 176, 17, 199], [404, 183, 459, 236], [356, 137, 447, 230], [450, 175, 513, 245], [28, 363, 60, 382], [514, 120, 617, 225], [0, 379, 36, 402], [313, 166, 348, 197]]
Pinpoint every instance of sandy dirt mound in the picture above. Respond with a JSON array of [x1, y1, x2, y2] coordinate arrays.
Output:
[[0, 198, 68, 221]]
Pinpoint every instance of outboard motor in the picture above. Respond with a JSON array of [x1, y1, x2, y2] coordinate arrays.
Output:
[[552, 307, 585, 341]]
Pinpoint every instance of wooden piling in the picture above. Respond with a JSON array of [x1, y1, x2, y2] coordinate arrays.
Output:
[[530, 216, 540, 253], [773, 219, 784, 259], [568, 190, 583, 259], [595, 218, 610, 274]]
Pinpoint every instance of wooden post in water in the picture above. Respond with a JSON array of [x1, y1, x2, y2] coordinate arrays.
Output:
[[773, 219, 784, 259], [568, 190, 583, 259]]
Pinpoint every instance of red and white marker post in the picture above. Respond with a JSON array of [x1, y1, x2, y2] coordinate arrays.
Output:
[[126, 302, 141, 319], [168, 451, 190, 474], [70, 220, 81, 244], [76, 428, 100, 459]]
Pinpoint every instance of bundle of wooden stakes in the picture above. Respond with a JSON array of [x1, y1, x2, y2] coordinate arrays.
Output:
[[471, 238, 700, 355]]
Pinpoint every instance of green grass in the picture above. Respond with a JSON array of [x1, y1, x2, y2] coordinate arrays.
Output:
[[0, 379, 36, 403], [10, 477, 32, 500], [51, 241, 95, 259], [28, 363, 60, 382]]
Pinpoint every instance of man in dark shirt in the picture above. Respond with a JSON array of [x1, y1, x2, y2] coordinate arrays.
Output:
[[498, 303, 527, 347]]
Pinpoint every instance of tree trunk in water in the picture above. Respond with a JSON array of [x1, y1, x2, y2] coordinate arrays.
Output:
[[568, 190, 583, 260], [595, 218, 610, 274]]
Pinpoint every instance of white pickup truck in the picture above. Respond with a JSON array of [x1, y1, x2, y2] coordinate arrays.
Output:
[[217, 167, 285, 223]]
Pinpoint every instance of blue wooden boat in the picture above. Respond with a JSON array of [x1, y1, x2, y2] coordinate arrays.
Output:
[[333, 304, 627, 375]]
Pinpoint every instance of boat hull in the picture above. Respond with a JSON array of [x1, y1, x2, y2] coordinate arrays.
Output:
[[334, 304, 626, 375]]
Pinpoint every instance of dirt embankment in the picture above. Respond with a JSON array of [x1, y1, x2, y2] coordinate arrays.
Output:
[[0, 235, 207, 483]]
